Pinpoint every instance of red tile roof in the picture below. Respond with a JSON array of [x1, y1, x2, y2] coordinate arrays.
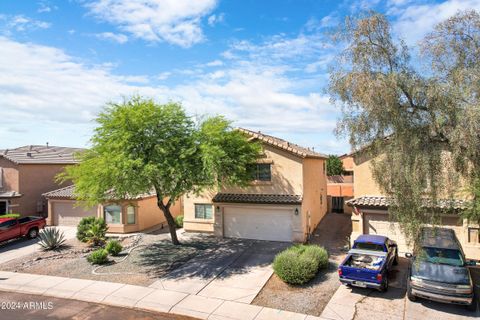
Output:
[[237, 128, 328, 159]]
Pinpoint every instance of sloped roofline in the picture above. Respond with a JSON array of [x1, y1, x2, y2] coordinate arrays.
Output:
[[237, 128, 328, 159]]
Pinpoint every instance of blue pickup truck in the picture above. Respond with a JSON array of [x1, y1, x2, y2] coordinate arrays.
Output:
[[338, 235, 398, 291]]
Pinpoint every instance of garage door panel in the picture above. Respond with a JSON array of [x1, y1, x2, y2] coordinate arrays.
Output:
[[54, 202, 97, 226], [224, 207, 292, 242], [365, 213, 409, 250]]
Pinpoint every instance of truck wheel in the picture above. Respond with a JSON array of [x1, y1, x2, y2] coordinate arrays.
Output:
[[380, 277, 389, 292], [28, 228, 38, 239], [407, 282, 416, 302], [466, 293, 477, 312]]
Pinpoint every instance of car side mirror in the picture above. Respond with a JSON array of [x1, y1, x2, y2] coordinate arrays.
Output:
[[405, 253, 413, 258], [466, 260, 477, 266]]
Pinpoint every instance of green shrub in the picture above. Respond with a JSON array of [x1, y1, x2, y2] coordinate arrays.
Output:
[[105, 240, 123, 256], [175, 215, 184, 228], [38, 228, 66, 250], [0, 213, 20, 219], [87, 248, 108, 264], [273, 245, 328, 285], [77, 217, 108, 245], [77, 216, 97, 242]]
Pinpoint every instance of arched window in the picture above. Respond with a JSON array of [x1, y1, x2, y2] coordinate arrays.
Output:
[[126, 205, 136, 224]]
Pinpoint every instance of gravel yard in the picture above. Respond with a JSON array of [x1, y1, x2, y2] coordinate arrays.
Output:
[[0, 229, 231, 286], [252, 213, 352, 316]]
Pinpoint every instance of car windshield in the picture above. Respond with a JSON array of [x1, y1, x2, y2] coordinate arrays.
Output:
[[354, 242, 384, 251], [422, 247, 464, 266]]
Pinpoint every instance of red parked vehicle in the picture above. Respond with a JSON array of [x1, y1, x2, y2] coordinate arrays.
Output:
[[0, 216, 46, 243]]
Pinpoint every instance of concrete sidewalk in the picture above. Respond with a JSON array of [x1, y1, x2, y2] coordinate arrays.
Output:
[[0, 271, 325, 320]]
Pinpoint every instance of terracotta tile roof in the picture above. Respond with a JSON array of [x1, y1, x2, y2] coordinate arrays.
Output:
[[0, 145, 85, 164], [212, 193, 302, 204], [347, 196, 469, 210], [43, 185, 76, 199], [43, 185, 156, 200], [237, 128, 328, 159], [0, 191, 22, 198]]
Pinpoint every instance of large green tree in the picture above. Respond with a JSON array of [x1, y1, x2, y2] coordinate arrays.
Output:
[[326, 155, 344, 176], [59, 97, 261, 245], [328, 11, 480, 244]]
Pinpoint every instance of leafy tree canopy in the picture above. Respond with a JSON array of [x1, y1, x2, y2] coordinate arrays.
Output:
[[326, 155, 344, 176], [329, 10, 480, 244], [59, 97, 261, 244]]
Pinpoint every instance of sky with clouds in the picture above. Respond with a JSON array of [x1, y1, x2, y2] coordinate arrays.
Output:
[[1, 0, 479, 154]]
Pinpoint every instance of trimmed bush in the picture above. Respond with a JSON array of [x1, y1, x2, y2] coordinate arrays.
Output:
[[175, 215, 184, 228], [87, 248, 108, 264], [105, 240, 123, 256], [0, 213, 20, 219], [273, 245, 328, 285], [77, 217, 108, 245]]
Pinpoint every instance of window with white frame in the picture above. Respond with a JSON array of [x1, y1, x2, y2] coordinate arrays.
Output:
[[195, 204, 213, 219]]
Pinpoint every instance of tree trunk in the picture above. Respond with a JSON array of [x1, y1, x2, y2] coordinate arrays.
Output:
[[156, 194, 180, 245]]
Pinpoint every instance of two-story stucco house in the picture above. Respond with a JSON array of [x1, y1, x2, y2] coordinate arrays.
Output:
[[0, 145, 84, 217], [347, 150, 479, 259], [183, 128, 328, 242]]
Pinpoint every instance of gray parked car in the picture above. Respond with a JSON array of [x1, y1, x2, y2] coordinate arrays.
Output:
[[406, 227, 477, 311]]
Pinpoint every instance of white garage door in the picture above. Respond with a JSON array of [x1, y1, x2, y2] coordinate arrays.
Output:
[[53, 202, 97, 226], [224, 206, 293, 242], [364, 213, 408, 251]]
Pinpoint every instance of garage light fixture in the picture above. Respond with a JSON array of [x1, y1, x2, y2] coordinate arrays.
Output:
[[295, 208, 299, 215]]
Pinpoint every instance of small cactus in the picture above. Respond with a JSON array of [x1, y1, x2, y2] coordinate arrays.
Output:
[[38, 228, 66, 250]]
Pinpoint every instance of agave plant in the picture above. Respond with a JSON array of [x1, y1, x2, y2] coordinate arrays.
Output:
[[38, 227, 66, 250]]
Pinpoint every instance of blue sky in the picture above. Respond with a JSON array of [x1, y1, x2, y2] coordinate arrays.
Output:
[[1, 0, 479, 154]]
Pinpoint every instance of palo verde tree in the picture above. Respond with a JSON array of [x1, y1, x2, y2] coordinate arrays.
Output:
[[328, 10, 480, 245], [326, 155, 344, 176], [58, 97, 261, 245]]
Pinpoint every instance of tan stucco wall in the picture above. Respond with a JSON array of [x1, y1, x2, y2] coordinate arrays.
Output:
[[0, 159, 73, 216], [0, 158, 19, 192], [183, 190, 216, 233], [353, 153, 383, 197], [224, 145, 304, 195], [341, 155, 354, 172], [16, 163, 72, 216], [302, 158, 327, 237]]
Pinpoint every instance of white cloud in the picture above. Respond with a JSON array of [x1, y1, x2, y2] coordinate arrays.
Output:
[[156, 72, 172, 81], [0, 36, 336, 149], [86, 0, 218, 47], [389, 0, 480, 44], [0, 15, 51, 34], [95, 32, 128, 44], [205, 59, 223, 67], [207, 13, 225, 26]]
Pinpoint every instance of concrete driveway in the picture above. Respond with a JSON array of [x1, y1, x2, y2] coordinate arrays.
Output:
[[149, 237, 289, 304], [0, 226, 76, 265], [321, 258, 480, 320]]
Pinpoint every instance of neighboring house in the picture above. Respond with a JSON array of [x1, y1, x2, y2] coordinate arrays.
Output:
[[183, 128, 328, 242], [327, 154, 354, 214], [347, 150, 479, 259], [0, 145, 84, 217], [43, 185, 182, 233]]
